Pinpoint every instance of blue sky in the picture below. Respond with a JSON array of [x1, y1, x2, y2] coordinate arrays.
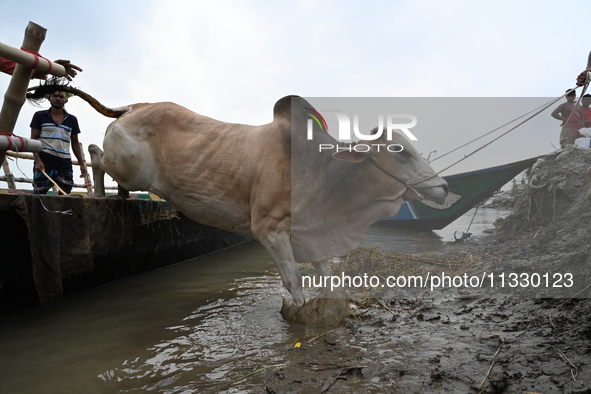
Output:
[[1, 0, 589, 186]]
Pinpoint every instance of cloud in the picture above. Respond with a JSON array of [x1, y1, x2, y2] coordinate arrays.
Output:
[[1, 0, 590, 190]]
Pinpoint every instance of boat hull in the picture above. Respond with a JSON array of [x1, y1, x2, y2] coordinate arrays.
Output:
[[0, 194, 250, 312], [379, 157, 540, 231]]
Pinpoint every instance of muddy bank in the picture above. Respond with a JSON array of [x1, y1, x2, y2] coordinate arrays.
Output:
[[256, 294, 591, 393], [254, 146, 591, 393], [483, 147, 591, 293]]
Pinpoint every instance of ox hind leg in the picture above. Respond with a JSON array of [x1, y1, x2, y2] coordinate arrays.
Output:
[[88, 144, 106, 197], [88, 144, 130, 198]]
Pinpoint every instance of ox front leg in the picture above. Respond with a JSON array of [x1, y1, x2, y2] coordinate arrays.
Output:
[[258, 232, 306, 307], [283, 258, 349, 327], [312, 259, 347, 299], [88, 144, 106, 197], [259, 234, 348, 326]]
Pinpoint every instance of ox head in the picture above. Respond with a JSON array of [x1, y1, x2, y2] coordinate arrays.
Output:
[[332, 130, 448, 203]]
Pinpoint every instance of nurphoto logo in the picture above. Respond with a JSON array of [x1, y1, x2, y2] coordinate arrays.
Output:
[[303, 108, 419, 152]]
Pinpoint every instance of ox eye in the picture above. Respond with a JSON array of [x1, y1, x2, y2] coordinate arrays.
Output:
[[398, 149, 412, 159]]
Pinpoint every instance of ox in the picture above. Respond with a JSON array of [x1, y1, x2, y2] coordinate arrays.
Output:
[[44, 87, 448, 325]]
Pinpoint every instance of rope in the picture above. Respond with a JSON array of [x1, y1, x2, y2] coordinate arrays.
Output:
[[434, 89, 579, 176], [429, 80, 590, 176], [466, 203, 480, 234], [363, 89, 575, 200], [36, 193, 74, 216], [20, 47, 53, 78], [0, 133, 26, 151], [430, 95, 568, 163]]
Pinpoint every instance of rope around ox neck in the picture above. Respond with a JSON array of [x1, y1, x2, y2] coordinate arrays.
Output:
[[369, 159, 441, 201]]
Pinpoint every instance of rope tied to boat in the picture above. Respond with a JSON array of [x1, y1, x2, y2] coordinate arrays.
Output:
[[454, 203, 480, 242]]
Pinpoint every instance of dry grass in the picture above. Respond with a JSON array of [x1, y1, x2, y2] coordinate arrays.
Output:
[[339, 245, 487, 278], [299, 245, 489, 300]]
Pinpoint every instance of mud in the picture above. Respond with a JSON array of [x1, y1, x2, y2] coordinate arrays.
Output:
[[253, 146, 591, 393], [257, 294, 591, 393]]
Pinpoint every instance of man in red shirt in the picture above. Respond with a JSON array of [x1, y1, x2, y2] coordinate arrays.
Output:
[[551, 89, 584, 147], [581, 94, 591, 127]]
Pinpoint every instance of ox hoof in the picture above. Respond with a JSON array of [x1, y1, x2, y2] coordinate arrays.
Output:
[[280, 295, 349, 327]]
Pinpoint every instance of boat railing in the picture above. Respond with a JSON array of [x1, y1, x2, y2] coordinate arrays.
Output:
[[1, 143, 119, 194]]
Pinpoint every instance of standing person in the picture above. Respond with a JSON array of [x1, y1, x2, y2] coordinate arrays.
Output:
[[573, 94, 591, 148], [581, 94, 591, 127], [0, 59, 82, 172], [551, 89, 584, 147], [30, 90, 87, 194]]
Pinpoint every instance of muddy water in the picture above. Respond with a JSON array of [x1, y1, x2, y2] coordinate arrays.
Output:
[[0, 208, 511, 394], [366, 207, 513, 254]]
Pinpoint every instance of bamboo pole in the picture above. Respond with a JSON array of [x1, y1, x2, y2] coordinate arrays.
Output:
[[78, 142, 93, 193], [0, 41, 67, 78], [0, 22, 47, 170], [0, 151, 120, 191], [0, 175, 116, 190], [41, 169, 67, 195], [1, 160, 15, 189], [0, 135, 42, 152], [5, 151, 95, 168]]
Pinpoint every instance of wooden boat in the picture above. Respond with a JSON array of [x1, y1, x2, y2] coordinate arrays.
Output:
[[378, 156, 540, 231], [0, 193, 250, 313]]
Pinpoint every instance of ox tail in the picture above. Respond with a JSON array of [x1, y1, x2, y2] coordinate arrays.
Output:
[[26, 79, 127, 118]]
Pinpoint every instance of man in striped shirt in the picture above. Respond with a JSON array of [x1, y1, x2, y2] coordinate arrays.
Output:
[[30, 90, 87, 194]]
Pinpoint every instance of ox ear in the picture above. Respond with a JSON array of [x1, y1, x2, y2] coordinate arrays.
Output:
[[332, 150, 371, 163]]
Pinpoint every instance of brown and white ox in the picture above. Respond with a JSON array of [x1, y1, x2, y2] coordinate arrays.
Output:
[[80, 94, 448, 325]]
